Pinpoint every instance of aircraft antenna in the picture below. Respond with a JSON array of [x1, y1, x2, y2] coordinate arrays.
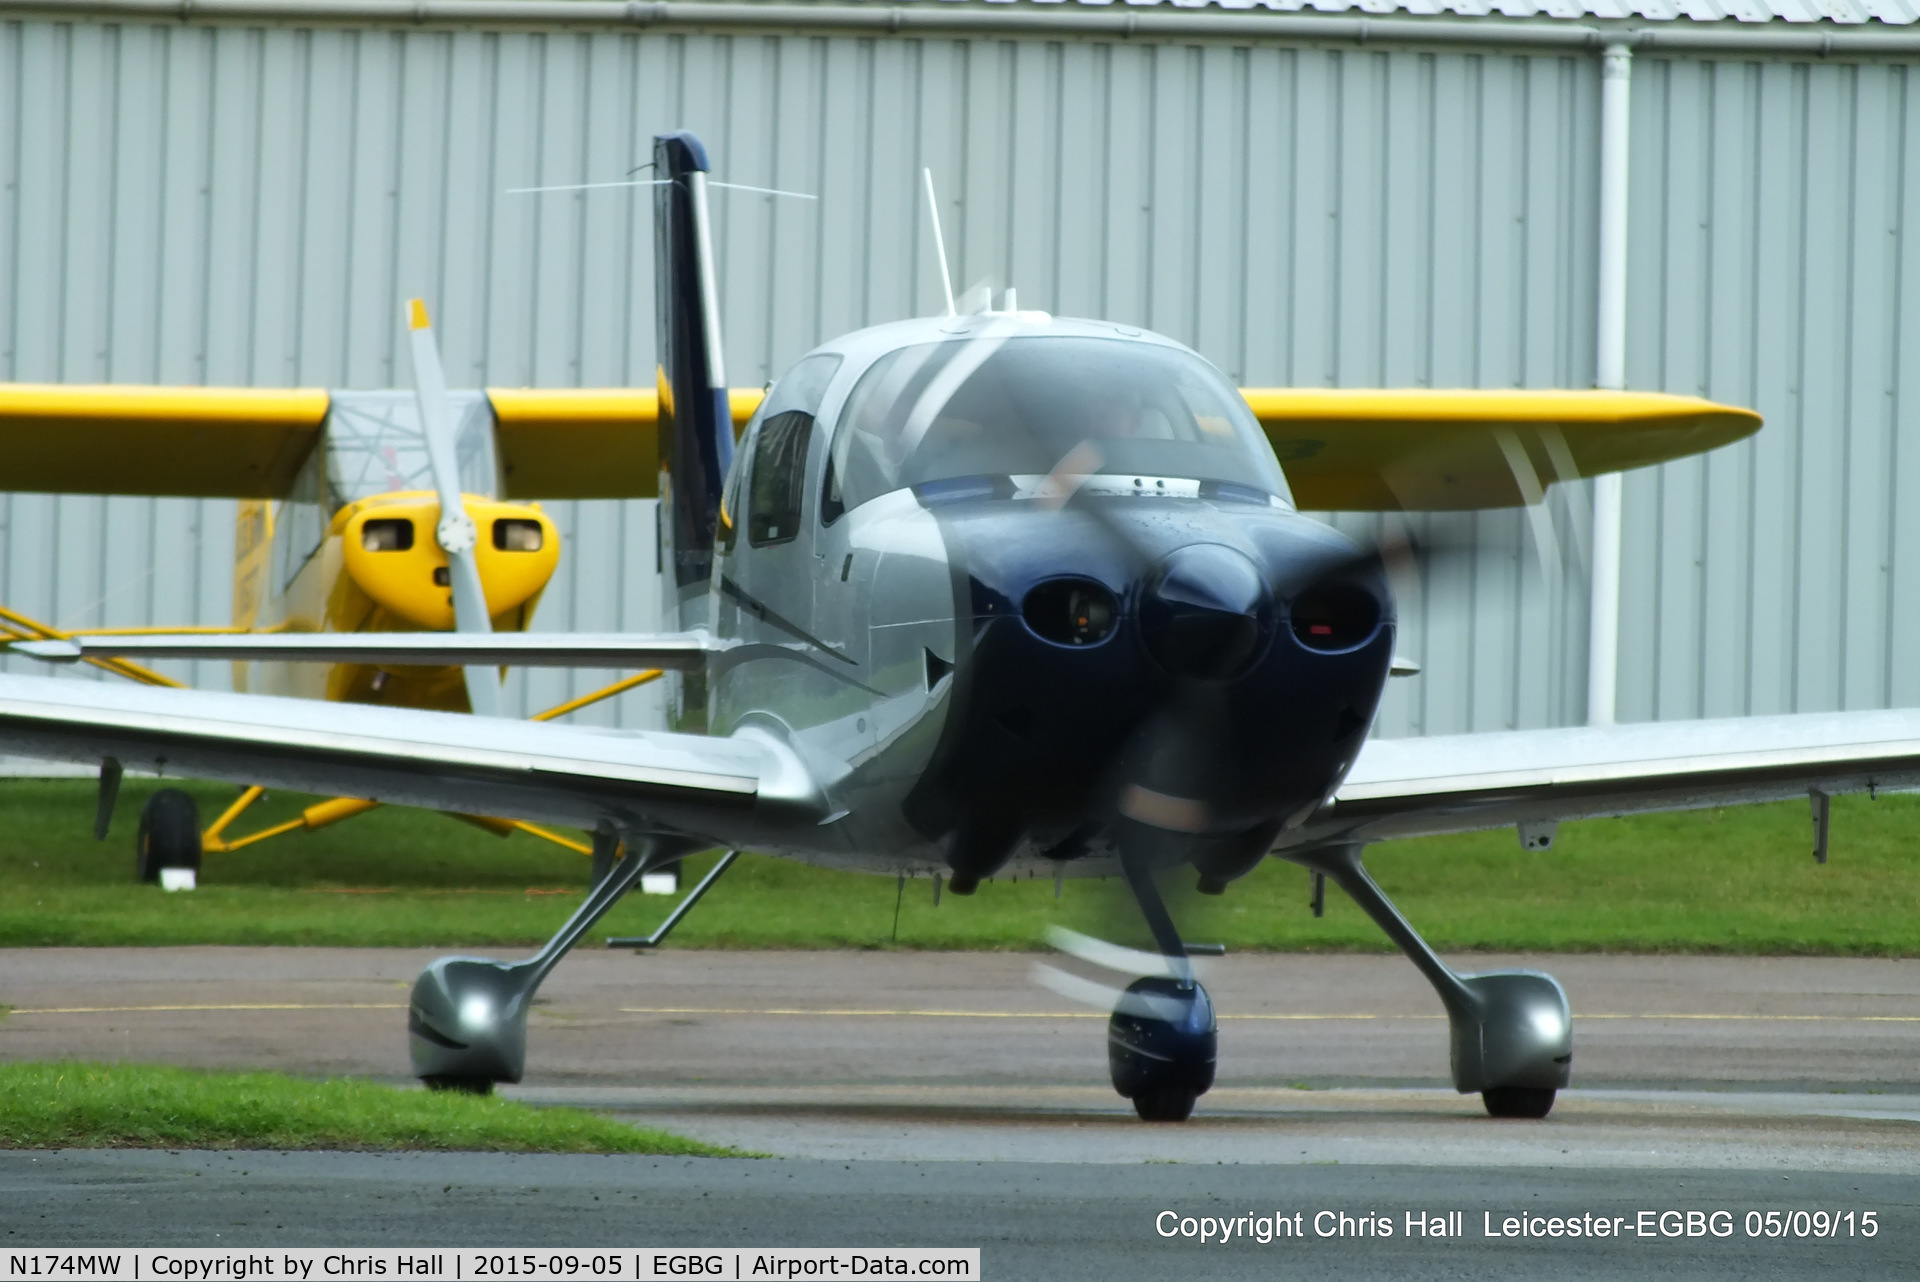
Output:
[[922, 168, 956, 317]]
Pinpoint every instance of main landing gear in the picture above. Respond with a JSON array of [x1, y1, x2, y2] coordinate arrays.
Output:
[[407, 831, 698, 1093], [1282, 842, 1573, 1119], [136, 788, 202, 884]]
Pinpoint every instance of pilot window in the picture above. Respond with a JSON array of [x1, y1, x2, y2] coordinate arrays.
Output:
[[827, 335, 1291, 517], [748, 410, 813, 546], [362, 518, 414, 551]]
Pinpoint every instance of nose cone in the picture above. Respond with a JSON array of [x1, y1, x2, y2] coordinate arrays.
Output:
[[1139, 544, 1272, 681]]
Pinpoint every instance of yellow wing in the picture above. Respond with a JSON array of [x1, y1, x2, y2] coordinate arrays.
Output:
[[487, 388, 763, 499], [0, 381, 1757, 511], [1244, 388, 1762, 511], [0, 384, 327, 498]]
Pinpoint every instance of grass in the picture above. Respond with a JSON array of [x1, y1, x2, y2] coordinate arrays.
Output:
[[0, 1061, 739, 1153], [1, 777, 1917, 954]]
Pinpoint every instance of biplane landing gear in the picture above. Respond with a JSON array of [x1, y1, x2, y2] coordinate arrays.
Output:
[[136, 788, 201, 884], [408, 832, 697, 1092], [1283, 842, 1572, 1119], [1107, 833, 1216, 1122]]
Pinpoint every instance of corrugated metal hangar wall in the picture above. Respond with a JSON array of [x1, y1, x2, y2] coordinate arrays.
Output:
[[0, 4, 1914, 737]]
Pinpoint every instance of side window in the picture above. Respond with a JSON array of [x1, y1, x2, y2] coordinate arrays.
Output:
[[748, 411, 813, 546], [739, 351, 841, 536]]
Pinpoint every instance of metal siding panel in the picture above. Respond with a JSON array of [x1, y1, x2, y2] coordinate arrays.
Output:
[[1288, 49, 1336, 389], [1841, 65, 1901, 710], [1008, 40, 1057, 319], [203, 28, 263, 387], [714, 34, 773, 382], [1333, 50, 1383, 387], [1793, 63, 1853, 714], [862, 40, 917, 332], [297, 31, 356, 386], [1742, 60, 1805, 717], [13, 22, 67, 382], [1098, 44, 1148, 330], [440, 32, 501, 390], [815, 38, 869, 344], [1468, 59, 1523, 731], [252, 31, 307, 388], [1616, 57, 1671, 726], [1379, 52, 1431, 392], [1652, 59, 1711, 722], [1052, 44, 1104, 326], [1696, 60, 1758, 719], [63, 22, 113, 386], [1890, 67, 1920, 709], [1240, 47, 1292, 388], [0, 23, 18, 383]]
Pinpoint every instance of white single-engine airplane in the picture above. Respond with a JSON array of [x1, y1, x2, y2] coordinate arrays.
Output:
[[4, 131, 1901, 1123]]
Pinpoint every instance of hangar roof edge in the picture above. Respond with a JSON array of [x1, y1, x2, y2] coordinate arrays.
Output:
[[829, 0, 1919, 28]]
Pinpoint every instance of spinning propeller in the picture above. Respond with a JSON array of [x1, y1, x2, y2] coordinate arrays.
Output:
[[884, 314, 1588, 1008]]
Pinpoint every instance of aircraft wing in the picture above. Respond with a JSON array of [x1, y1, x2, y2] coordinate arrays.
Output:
[[1301, 709, 1920, 847], [0, 384, 328, 498], [12, 631, 721, 670], [0, 383, 762, 502], [489, 388, 761, 499], [0, 381, 1754, 510], [0, 673, 820, 842], [1245, 388, 1761, 511]]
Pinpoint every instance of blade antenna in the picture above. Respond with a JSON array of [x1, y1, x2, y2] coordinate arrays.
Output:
[[406, 298, 501, 718], [922, 168, 956, 317]]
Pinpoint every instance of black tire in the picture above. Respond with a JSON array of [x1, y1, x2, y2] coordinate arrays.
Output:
[[1132, 1085, 1198, 1123], [1482, 1086, 1556, 1119], [422, 1075, 495, 1096], [136, 788, 202, 883]]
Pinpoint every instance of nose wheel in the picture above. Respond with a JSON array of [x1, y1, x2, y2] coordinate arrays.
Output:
[[1108, 974, 1216, 1122]]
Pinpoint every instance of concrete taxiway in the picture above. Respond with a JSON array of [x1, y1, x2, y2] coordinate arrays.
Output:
[[3, 948, 1917, 1274]]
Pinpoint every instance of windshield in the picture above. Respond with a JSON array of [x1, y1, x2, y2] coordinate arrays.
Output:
[[825, 335, 1289, 517]]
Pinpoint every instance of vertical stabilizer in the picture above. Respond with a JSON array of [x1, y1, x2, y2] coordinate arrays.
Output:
[[653, 131, 734, 637]]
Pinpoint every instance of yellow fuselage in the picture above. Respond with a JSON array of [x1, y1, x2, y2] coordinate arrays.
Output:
[[232, 492, 560, 712]]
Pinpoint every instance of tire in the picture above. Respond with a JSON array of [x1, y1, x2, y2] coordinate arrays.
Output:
[[1132, 1085, 1198, 1123], [422, 1075, 495, 1096], [1482, 1086, 1556, 1119], [136, 788, 202, 884]]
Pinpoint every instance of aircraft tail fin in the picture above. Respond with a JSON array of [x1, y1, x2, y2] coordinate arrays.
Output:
[[653, 130, 734, 639]]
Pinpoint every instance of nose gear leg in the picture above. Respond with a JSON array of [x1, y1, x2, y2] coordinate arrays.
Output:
[[1283, 841, 1571, 1118], [1106, 833, 1216, 1122]]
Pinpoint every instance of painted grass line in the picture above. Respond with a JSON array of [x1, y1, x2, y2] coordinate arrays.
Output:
[[13, 1002, 408, 1015]]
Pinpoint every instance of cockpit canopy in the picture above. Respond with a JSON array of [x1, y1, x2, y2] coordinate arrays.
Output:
[[823, 335, 1291, 518]]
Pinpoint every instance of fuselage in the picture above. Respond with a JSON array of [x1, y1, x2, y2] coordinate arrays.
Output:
[[704, 313, 1396, 885]]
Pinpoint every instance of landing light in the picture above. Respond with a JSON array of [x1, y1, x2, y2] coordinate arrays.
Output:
[[1022, 579, 1118, 647], [1288, 582, 1381, 653], [1530, 1007, 1565, 1041]]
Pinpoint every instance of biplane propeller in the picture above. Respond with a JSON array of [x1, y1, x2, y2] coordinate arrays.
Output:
[[7, 128, 1903, 1124]]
